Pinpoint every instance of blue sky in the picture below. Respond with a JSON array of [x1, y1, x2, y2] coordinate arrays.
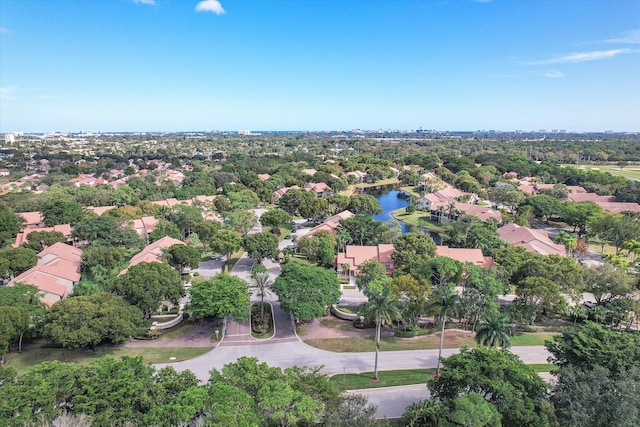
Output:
[[1, 0, 639, 133]]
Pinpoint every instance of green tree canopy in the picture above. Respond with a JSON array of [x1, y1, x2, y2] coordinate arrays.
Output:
[[149, 219, 181, 242], [339, 214, 389, 246], [545, 321, 640, 375], [187, 273, 250, 320], [348, 194, 383, 215], [0, 247, 38, 277], [392, 231, 437, 272], [260, 209, 293, 232], [550, 365, 640, 427], [44, 293, 144, 349], [163, 243, 201, 274], [193, 220, 220, 251], [272, 262, 341, 322], [429, 346, 554, 427], [41, 199, 89, 226], [209, 229, 243, 260], [81, 245, 126, 272], [21, 230, 67, 252], [0, 205, 23, 245], [242, 231, 279, 263], [110, 262, 184, 319]]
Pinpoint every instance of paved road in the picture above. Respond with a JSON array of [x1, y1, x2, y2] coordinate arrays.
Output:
[[176, 209, 553, 418], [158, 342, 552, 383], [353, 385, 430, 419]]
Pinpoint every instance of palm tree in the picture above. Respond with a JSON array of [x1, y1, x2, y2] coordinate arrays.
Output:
[[475, 311, 513, 348], [336, 229, 352, 253], [426, 284, 460, 375], [359, 289, 403, 380], [622, 239, 640, 262], [251, 272, 271, 322], [340, 263, 351, 278], [555, 231, 577, 257]]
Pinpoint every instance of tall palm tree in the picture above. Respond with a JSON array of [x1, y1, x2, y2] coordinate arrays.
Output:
[[251, 272, 271, 322], [359, 289, 403, 380], [426, 284, 460, 375], [336, 229, 352, 253], [475, 311, 513, 348]]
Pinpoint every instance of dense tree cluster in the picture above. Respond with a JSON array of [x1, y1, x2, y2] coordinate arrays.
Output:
[[0, 356, 355, 427]]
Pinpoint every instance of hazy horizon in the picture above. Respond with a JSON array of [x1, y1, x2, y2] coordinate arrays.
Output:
[[1, 0, 639, 133]]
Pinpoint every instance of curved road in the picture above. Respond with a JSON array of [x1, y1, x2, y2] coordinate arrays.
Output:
[[161, 208, 553, 418]]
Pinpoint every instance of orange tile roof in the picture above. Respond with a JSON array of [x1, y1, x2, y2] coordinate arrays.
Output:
[[13, 224, 72, 247], [497, 223, 566, 256], [123, 236, 184, 273], [17, 211, 44, 227], [436, 246, 487, 266]]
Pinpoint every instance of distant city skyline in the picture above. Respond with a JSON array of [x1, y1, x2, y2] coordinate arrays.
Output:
[[1, 0, 639, 133]]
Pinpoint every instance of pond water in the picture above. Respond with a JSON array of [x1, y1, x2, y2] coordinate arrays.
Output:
[[371, 188, 441, 243], [372, 189, 411, 233]]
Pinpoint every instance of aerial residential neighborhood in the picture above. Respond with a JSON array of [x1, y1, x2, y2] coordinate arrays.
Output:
[[1, 0, 639, 425], [1, 129, 640, 425]]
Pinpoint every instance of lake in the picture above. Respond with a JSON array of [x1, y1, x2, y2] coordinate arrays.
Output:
[[372, 189, 440, 243], [372, 189, 411, 233]]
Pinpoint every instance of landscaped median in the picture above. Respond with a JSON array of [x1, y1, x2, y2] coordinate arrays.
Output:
[[310, 333, 558, 352], [330, 364, 557, 390], [304, 325, 558, 352]]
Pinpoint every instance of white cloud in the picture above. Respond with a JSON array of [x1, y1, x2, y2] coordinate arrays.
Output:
[[132, 0, 156, 5], [0, 87, 17, 101], [195, 0, 225, 15], [0, 28, 10, 34], [603, 29, 640, 44], [543, 71, 564, 78], [527, 48, 636, 65]]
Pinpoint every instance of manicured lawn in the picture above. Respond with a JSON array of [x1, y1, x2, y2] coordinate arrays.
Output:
[[331, 364, 557, 390], [320, 317, 358, 332], [399, 185, 421, 197], [331, 369, 436, 389], [510, 332, 559, 346], [355, 178, 400, 188], [305, 331, 557, 352], [390, 208, 443, 233], [5, 346, 212, 375], [561, 163, 640, 180], [160, 322, 196, 340], [305, 331, 477, 352]]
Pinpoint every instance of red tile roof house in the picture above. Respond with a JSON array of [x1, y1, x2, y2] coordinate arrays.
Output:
[[13, 223, 72, 247], [497, 223, 566, 256], [17, 211, 45, 228], [336, 244, 492, 277], [304, 182, 334, 198], [8, 242, 82, 306], [127, 216, 159, 242], [272, 185, 301, 202], [119, 235, 184, 275], [336, 244, 396, 277], [305, 210, 355, 238]]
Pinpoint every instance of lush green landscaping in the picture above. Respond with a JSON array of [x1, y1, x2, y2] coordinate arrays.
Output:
[[561, 163, 640, 180], [331, 368, 436, 389], [305, 330, 556, 352], [510, 332, 559, 346], [5, 346, 212, 375], [305, 331, 476, 352], [331, 364, 557, 390], [390, 208, 443, 233], [160, 322, 196, 340]]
